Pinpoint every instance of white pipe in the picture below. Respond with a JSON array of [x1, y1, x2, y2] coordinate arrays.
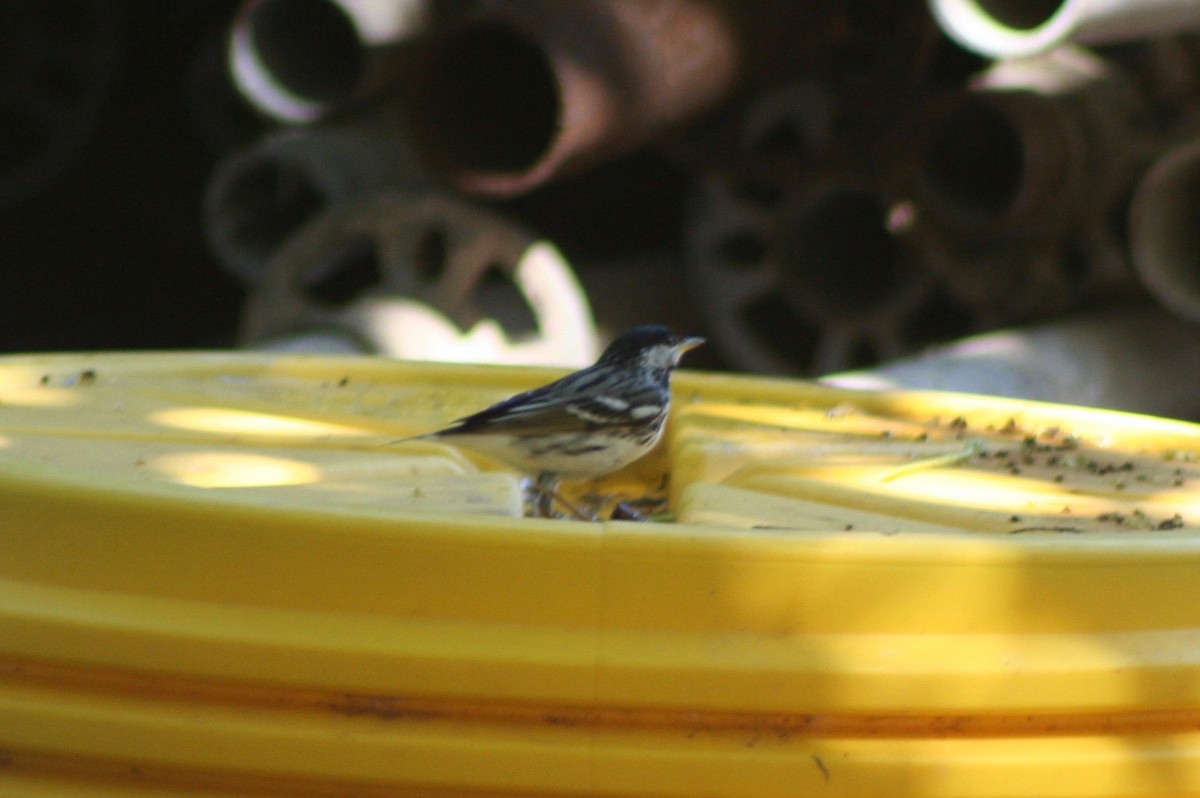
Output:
[[822, 305, 1200, 420], [229, 0, 429, 123], [1129, 138, 1200, 323], [929, 0, 1200, 59]]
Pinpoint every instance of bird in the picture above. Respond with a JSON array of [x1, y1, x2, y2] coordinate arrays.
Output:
[[414, 325, 704, 514]]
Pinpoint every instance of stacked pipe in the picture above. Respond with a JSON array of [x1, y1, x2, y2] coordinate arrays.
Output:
[[207, 0, 808, 365], [905, 46, 1145, 318], [930, 0, 1200, 59], [682, 5, 1200, 409], [228, 0, 432, 124], [205, 0, 1200, 416], [208, 0, 606, 366]]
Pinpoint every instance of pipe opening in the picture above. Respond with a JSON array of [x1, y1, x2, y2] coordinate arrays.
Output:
[[246, 0, 363, 106], [739, 293, 821, 371], [846, 337, 880, 370], [730, 178, 785, 207], [714, 231, 768, 268], [972, 0, 1064, 31], [300, 233, 382, 306], [423, 22, 559, 174], [413, 228, 448, 283], [924, 98, 1023, 220], [222, 159, 326, 263], [780, 189, 905, 315], [749, 117, 809, 159], [901, 286, 976, 346], [1058, 240, 1091, 286], [476, 263, 539, 337]]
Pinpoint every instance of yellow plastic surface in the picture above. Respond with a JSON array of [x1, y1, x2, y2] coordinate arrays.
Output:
[[5, 351, 1200, 795]]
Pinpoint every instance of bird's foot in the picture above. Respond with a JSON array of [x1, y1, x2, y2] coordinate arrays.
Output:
[[530, 473, 597, 521]]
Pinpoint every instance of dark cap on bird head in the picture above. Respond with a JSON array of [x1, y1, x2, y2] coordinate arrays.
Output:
[[596, 325, 704, 366]]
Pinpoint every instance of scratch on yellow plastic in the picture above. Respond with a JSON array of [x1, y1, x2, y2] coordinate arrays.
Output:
[[5, 352, 1200, 795]]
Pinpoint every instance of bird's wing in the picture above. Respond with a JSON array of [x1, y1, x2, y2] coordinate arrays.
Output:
[[432, 372, 665, 437]]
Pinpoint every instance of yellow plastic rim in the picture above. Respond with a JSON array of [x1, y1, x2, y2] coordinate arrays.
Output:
[[4, 351, 1200, 795]]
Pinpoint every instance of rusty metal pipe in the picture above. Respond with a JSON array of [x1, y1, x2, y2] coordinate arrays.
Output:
[[929, 0, 1200, 59], [229, 0, 429, 123], [410, 0, 743, 197], [914, 47, 1142, 237]]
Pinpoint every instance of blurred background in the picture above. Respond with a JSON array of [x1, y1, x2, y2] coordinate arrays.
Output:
[[7, 0, 1200, 417]]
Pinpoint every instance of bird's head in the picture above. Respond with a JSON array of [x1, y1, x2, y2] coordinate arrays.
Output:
[[596, 325, 705, 371]]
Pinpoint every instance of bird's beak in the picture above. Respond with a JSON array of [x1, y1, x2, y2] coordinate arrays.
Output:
[[676, 336, 705, 355]]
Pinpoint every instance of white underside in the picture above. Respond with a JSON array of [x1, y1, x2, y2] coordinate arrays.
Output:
[[447, 427, 663, 479]]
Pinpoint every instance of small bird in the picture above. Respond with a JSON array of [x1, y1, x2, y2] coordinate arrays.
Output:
[[416, 325, 703, 512]]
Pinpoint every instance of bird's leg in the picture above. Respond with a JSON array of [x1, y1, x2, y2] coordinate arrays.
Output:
[[533, 472, 557, 517], [532, 471, 595, 521]]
